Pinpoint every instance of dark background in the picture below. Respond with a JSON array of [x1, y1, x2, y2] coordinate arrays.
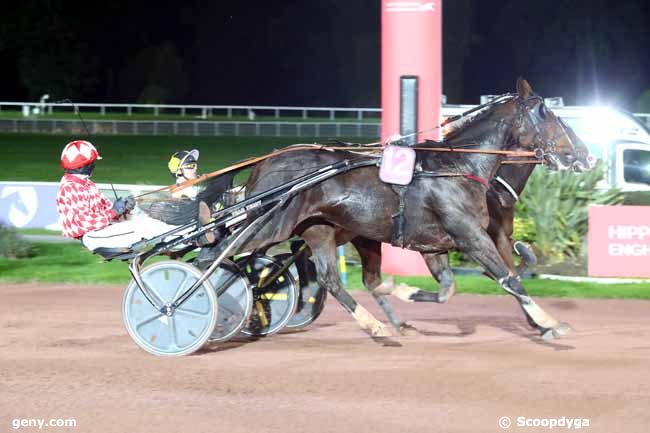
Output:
[[1, 0, 649, 110]]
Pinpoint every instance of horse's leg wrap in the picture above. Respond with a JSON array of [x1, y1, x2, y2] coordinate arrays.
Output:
[[498, 275, 530, 302], [371, 276, 421, 302], [351, 303, 393, 337]]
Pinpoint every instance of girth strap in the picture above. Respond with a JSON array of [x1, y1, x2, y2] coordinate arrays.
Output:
[[390, 185, 408, 248]]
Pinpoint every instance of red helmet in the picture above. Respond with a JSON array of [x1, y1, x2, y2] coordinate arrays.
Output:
[[60, 140, 102, 169]]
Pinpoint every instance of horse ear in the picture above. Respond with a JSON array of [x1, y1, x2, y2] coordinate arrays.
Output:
[[516, 77, 533, 98]]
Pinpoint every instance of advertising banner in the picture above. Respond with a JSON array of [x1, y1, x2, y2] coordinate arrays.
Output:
[[588, 205, 650, 278], [0, 181, 161, 230], [0, 182, 61, 230]]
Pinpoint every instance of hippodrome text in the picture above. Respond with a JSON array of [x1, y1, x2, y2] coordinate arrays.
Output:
[[608, 225, 650, 257]]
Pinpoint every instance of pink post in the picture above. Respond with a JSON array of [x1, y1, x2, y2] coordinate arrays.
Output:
[[380, 0, 443, 275]]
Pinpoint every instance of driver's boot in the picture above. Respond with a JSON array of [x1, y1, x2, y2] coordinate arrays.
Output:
[[196, 201, 215, 246]]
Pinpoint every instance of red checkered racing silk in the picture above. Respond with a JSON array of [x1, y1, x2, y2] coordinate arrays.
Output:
[[56, 174, 117, 239]]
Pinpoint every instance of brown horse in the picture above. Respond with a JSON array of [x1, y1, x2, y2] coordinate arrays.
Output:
[[236, 79, 580, 340], [344, 121, 591, 335]]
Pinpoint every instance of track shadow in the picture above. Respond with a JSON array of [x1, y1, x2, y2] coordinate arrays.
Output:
[[547, 300, 579, 311], [310, 323, 338, 330], [370, 336, 402, 347], [411, 315, 575, 351], [196, 338, 252, 354]]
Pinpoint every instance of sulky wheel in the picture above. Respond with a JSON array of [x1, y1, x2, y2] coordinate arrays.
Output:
[[206, 259, 253, 343], [285, 279, 327, 329], [237, 254, 299, 337], [122, 260, 218, 357], [273, 252, 328, 330]]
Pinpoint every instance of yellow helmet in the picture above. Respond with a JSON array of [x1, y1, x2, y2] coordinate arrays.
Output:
[[168, 149, 199, 177]]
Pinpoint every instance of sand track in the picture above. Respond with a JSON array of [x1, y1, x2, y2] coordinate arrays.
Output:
[[1, 283, 649, 432]]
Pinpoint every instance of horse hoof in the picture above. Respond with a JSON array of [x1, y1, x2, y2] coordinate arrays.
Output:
[[408, 290, 439, 303], [541, 322, 572, 341], [541, 328, 556, 341], [553, 322, 572, 337], [391, 283, 422, 302], [399, 322, 419, 336], [371, 324, 393, 338]]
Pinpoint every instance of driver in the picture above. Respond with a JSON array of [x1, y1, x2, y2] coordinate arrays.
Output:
[[168, 149, 201, 199], [55, 140, 211, 252]]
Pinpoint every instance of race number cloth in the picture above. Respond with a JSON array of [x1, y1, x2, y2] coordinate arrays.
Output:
[[379, 145, 416, 185], [56, 174, 117, 239], [81, 213, 185, 251]]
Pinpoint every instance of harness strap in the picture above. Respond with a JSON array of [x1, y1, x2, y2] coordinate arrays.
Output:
[[390, 186, 408, 248], [493, 176, 519, 202], [415, 171, 489, 188], [463, 174, 489, 188]]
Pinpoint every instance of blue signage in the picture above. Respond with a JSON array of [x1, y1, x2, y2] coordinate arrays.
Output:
[[0, 182, 61, 229]]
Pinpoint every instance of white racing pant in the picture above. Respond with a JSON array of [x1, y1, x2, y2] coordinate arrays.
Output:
[[81, 214, 190, 251]]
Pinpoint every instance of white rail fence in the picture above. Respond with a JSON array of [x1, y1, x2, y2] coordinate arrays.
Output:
[[1, 100, 649, 137], [0, 119, 381, 138], [0, 101, 381, 121]]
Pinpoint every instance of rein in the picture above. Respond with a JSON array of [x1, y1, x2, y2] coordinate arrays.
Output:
[[135, 144, 538, 200], [136, 94, 558, 200]]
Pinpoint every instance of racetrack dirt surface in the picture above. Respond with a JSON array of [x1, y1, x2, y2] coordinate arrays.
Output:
[[1, 283, 649, 433]]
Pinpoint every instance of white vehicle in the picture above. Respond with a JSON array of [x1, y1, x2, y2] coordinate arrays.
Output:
[[550, 106, 650, 191], [442, 103, 650, 191]]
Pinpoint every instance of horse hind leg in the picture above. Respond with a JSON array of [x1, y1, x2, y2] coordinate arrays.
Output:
[[384, 253, 456, 304], [350, 237, 417, 335], [301, 226, 393, 339]]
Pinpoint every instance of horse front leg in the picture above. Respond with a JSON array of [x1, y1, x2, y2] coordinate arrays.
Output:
[[457, 228, 570, 340], [490, 216, 537, 277], [489, 207, 537, 276], [301, 226, 393, 338], [513, 240, 537, 275]]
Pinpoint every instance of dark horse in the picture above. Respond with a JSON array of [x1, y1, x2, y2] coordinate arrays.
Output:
[[237, 79, 580, 340], [348, 121, 591, 335]]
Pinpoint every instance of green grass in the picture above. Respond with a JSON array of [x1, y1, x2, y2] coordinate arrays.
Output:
[[380, 270, 650, 300], [0, 242, 132, 285], [0, 109, 380, 123], [2, 242, 649, 299], [17, 228, 60, 236], [0, 133, 374, 184]]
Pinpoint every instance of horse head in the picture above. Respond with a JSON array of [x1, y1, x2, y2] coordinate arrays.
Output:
[[511, 78, 588, 172]]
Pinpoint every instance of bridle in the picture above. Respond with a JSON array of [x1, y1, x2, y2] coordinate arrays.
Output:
[[513, 94, 576, 169]]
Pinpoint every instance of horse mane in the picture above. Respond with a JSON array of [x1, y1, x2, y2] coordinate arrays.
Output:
[[441, 94, 516, 142]]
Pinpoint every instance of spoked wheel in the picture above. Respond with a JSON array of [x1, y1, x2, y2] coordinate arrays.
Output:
[[122, 260, 218, 357], [273, 253, 328, 330], [237, 254, 299, 337], [206, 259, 253, 343]]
